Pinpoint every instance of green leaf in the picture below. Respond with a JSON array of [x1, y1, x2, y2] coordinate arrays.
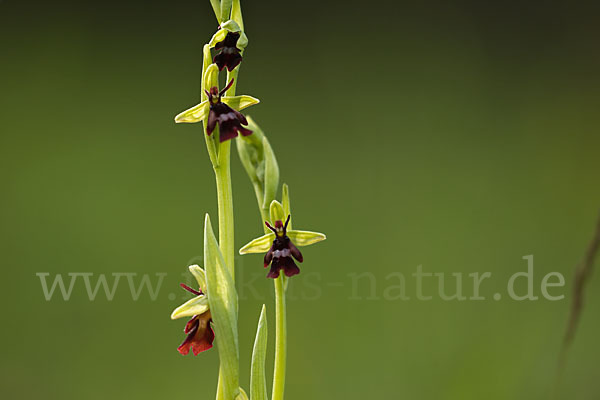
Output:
[[250, 305, 268, 400], [262, 136, 279, 210], [170, 294, 209, 320], [281, 183, 291, 230], [188, 264, 206, 293], [287, 230, 327, 246], [269, 200, 285, 224], [222, 95, 260, 111], [239, 233, 275, 255], [174, 100, 209, 124], [204, 214, 239, 400]]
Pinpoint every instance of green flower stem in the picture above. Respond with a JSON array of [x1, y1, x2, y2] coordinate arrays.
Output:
[[213, 69, 241, 400], [272, 275, 287, 400], [214, 139, 234, 400], [214, 140, 235, 279]]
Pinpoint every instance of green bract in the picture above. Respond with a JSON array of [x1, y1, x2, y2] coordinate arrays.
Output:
[[220, 0, 233, 24], [236, 117, 280, 211]]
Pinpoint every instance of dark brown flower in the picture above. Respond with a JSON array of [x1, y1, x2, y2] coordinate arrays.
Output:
[[264, 215, 303, 279], [213, 32, 243, 72], [205, 79, 252, 142]]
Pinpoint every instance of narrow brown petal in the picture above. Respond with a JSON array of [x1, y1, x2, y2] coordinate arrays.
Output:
[[289, 241, 303, 263], [206, 110, 217, 135], [264, 247, 274, 268]]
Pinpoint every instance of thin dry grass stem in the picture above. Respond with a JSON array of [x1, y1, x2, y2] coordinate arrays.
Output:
[[555, 210, 600, 393]]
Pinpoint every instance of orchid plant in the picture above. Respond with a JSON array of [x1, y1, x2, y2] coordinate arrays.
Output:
[[169, 1, 326, 399]]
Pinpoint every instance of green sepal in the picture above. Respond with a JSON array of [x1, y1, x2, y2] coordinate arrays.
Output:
[[188, 264, 207, 293], [250, 305, 268, 400], [208, 28, 228, 48], [222, 95, 260, 111], [208, 20, 248, 52], [174, 100, 209, 124], [269, 200, 286, 224], [202, 45, 212, 99], [287, 230, 327, 246], [262, 136, 279, 210], [204, 63, 219, 92], [220, 19, 242, 33], [204, 214, 239, 399], [237, 31, 249, 51], [170, 294, 209, 320], [239, 233, 275, 255]]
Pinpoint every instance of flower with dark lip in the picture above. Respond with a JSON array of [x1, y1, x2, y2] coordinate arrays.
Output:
[[174, 76, 259, 131], [264, 215, 303, 278], [213, 32, 243, 72], [170, 266, 215, 356], [206, 79, 252, 142], [239, 198, 326, 279]]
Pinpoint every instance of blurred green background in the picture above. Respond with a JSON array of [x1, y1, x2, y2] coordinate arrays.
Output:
[[1, 0, 599, 398]]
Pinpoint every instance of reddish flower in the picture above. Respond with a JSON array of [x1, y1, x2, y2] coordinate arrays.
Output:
[[176, 284, 215, 356]]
